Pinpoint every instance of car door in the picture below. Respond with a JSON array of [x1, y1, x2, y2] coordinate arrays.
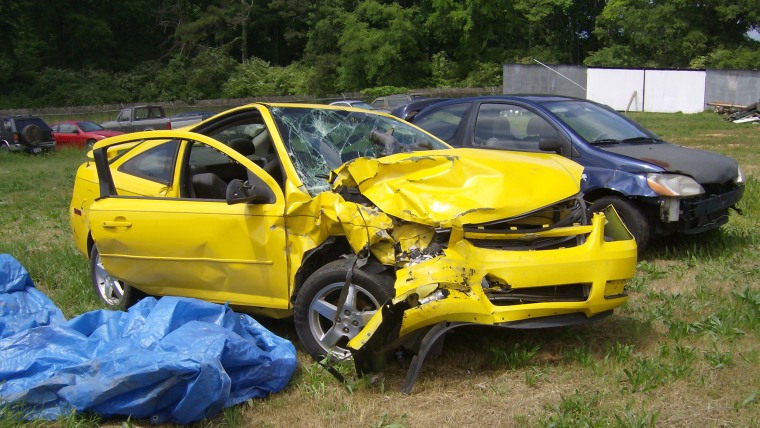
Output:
[[56, 123, 79, 146], [466, 102, 567, 152], [88, 131, 290, 310]]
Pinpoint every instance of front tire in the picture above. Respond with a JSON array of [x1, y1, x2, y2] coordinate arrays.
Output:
[[89, 245, 143, 308], [294, 259, 394, 361], [588, 196, 651, 252]]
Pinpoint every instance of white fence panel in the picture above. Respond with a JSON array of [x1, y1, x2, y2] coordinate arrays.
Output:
[[643, 70, 706, 113], [586, 68, 645, 111]]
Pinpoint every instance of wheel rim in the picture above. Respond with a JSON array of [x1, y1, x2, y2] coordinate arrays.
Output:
[[93, 252, 126, 306], [308, 281, 382, 359]]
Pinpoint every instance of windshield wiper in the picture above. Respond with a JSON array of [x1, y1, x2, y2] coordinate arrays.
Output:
[[590, 138, 620, 145], [620, 136, 663, 143]]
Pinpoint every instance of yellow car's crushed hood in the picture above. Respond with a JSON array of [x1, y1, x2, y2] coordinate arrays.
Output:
[[331, 148, 584, 227]]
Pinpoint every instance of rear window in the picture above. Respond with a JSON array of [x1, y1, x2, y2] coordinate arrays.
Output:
[[14, 118, 52, 131]]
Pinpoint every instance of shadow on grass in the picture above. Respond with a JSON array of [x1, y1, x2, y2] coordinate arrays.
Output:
[[376, 314, 657, 385], [643, 226, 758, 262]]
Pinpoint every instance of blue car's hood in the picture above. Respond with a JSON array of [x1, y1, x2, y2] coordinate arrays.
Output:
[[601, 142, 738, 184]]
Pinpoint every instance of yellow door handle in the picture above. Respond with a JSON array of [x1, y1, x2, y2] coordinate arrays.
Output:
[[102, 220, 132, 228]]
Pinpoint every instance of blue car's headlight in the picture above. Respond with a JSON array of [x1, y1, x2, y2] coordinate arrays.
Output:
[[646, 173, 704, 197], [735, 166, 745, 184]]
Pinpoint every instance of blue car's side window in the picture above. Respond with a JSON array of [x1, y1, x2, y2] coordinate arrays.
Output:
[[474, 104, 558, 152], [414, 103, 469, 144]]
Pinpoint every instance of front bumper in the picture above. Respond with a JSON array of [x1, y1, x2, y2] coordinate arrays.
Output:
[[348, 207, 638, 355], [677, 185, 744, 234]]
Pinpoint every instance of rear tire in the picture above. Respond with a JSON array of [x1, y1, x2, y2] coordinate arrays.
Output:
[[89, 245, 144, 308], [588, 196, 651, 252], [294, 259, 394, 361]]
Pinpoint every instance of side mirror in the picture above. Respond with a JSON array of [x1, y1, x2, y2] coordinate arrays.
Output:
[[538, 138, 564, 155], [72, 129, 79, 134], [226, 178, 275, 205]]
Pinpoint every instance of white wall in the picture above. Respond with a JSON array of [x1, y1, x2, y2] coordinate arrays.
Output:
[[504, 64, 727, 113], [586, 68, 645, 111], [586, 69, 706, 113], [643, 70, 706, 113]]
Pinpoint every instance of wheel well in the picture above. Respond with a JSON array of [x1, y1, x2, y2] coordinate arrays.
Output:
[[292, 237, 390, 303], [584, 189, 660, 220], [86, 234, 95, 259], [583, 188, 624, 204]]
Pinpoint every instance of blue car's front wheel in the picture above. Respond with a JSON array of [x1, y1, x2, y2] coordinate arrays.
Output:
[[589, 196, 651, 253]]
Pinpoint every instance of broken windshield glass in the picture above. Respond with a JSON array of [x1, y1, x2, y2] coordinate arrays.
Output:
[[270, 107, 447, 195]]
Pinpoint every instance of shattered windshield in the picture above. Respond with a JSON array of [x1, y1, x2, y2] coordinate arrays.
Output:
[[270, 106, 447, 195], [546, 101, 660, 144]]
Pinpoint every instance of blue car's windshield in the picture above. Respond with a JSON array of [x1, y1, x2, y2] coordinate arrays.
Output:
[[546, 101, 660, 144], [270, 107, 447, 195]]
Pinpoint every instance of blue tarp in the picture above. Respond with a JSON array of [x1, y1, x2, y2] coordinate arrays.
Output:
[[0, 254, 298, 424]]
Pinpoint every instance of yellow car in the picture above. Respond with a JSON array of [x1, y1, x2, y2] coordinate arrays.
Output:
[[70, 103, 636, 381]]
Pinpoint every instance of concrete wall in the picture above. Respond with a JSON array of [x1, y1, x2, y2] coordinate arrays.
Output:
[[503, 64, 586, 98], [705, 69, 760, 107], [503, 64, 760, 113]]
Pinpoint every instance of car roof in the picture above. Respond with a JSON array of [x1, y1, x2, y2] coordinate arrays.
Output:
[[427, 94, 585, 105], [390, 98, 451, 120], [412, 95, 596, 116]]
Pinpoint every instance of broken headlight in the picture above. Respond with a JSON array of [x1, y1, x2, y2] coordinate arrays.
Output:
[[735, 166, 745, 185], [646, 173, 704, 197]]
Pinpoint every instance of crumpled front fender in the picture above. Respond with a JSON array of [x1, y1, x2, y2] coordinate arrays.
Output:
[[348, 206, 637, 359]]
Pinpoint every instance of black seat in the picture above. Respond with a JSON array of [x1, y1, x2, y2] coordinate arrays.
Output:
[[229, 138, 255, 156], [191, 173, 227, 199], [525, 116, 557, 141]]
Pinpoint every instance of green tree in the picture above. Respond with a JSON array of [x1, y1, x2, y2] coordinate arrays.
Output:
[[587, 0, 760, 68], [336, 1, 427, 90], [221, 58, 309, 97], [301, 0, 353, 95]]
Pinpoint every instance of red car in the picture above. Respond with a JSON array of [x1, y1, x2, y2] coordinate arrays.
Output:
[[51, 121, 123, 149]]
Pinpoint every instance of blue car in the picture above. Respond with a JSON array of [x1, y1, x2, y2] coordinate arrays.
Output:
[[409, 95, 745, 251]]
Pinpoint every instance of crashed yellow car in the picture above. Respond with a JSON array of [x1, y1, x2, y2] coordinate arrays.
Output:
[[70, 104, 636, 387]]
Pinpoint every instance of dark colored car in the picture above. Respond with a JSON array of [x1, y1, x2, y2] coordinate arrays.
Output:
[[51, 121, 124, 149], [370, 93, 425, 111], [0, 115, 56, 154], [390, 98, 450, 121], [328, 100, 375, 109], [171, 111, 217, 120], [410, 95, 745, 251]]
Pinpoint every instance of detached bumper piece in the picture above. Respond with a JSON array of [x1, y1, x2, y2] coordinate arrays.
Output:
[[348, 207, 638, 393]]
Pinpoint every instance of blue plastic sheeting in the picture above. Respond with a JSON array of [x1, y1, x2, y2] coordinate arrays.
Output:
[[0, 254, 65, 338], [0, 254, 298, 424]]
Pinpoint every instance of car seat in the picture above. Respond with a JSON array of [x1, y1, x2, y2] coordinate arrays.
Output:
[[191, 173, 227, 199]]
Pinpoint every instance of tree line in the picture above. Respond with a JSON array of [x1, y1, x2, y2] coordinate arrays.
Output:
[[0, 0, 757, 109]]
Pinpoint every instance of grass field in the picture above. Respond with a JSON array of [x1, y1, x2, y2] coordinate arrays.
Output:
[[0, 112, 758, 427]]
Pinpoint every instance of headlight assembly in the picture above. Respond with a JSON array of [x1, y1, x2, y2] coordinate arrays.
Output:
[[735, 166, 745, 184], [646, 173, 704, 197]]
